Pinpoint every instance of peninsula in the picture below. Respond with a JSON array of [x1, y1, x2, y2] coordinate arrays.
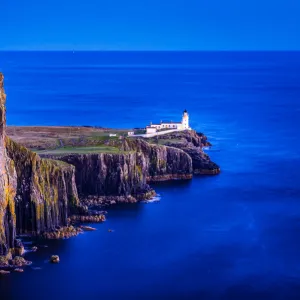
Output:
[[0, 73, 220, 272]]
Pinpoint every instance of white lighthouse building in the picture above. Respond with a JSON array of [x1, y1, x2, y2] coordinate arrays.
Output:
[[145, 109, 191, 134], [181, 109, 189, 129]]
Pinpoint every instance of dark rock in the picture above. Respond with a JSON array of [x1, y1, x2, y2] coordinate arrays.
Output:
[[123, 138, 193, 182], [0, 255, 10, 267], [146, 130, 220, 175], [42, 139, 192, 204], [0, 73, 17, 255], [11, 256, 31, 267], [80, 225, 97, 231], [0, 270, 10, 275], [70, 215, 106, 223], [50, 255, 60, 263], [41, 226, 82, 239], [5, 138, 82, 236], [12, 239, 25, 256]]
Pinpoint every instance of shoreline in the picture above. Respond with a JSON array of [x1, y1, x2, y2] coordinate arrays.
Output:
[[0, 127, 220, 274], [1, 73, 220, 274]]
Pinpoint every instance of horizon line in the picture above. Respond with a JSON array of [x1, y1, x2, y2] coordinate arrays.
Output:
[[1, 49, 300, 52]]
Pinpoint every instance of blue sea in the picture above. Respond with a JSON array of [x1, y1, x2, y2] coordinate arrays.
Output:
[[0, 51, 300, 300]]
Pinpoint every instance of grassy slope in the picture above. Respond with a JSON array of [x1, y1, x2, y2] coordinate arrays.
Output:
[[7, 126, 130, 150], [7, 126, 135, 154], [7, 126, 187, 155], [34, 145, 126, 155]]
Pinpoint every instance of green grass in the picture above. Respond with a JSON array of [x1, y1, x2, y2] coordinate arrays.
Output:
[[148, 138, 184, 146], [87, 135, 119, 141], [35, 145, 126, 155]]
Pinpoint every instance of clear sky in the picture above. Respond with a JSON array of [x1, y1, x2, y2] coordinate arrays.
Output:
[[2, 0, 300, 51]]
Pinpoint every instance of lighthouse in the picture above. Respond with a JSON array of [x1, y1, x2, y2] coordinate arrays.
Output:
[[182, 109, 189, 129], [144, 109, 191, 134]]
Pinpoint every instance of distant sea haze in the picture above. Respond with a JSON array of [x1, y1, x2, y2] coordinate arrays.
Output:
[[1, 51, 300, 300]]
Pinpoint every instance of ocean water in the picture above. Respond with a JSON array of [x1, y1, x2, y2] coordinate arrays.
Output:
[[0, 51, 300, 300]]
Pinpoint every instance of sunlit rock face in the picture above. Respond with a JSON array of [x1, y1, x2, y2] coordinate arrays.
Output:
[[5, 137, 82, 236], [0, 73, 17, 255]]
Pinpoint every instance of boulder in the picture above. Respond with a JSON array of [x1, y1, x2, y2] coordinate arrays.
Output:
[[50, 255, 60, 263], [0, 270, 10, 275], [14, 268, 24, 273], [11, 256, 31, 267], [0, 255, 9, 267], [80, 226, 97, 231]]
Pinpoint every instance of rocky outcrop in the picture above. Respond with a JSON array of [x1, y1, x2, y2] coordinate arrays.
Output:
[[0, 252, 31, 269], [0, 71, 220, 257], [146, 130, 220, 175], [41, 226, 83, 239], [47, 152, 154, 201], [122, 139, 193, 181], [42, 139, 193, 203], [5, 137, 83, 236]]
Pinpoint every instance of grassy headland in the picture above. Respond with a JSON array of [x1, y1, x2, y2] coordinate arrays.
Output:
[[7, 126, 131, 153]]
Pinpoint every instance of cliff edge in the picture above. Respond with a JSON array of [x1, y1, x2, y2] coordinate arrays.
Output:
[[144, 130, 220, 175], [0, 73, 17, 255], [0, 74, 82, 255], [0, 71, 220, 256], [41, 138, 193, 205]]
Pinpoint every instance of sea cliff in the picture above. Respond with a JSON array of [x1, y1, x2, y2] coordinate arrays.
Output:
[[0, 73, 17, 255], [5, 137, 82, 236], [144, 130, 220, 175], [0, 71, 220, 258], [41, 138, 193, 205], [0, 74, 83, 256]]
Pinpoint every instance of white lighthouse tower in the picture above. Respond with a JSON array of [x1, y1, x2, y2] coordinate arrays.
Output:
[[181, 109, 189, 129]]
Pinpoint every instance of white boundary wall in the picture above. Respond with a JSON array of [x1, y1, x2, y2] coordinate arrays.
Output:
[[131, 128, 191, 138]]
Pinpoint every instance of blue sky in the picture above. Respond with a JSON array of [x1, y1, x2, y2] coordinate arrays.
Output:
[[2, 0, 300, 50]]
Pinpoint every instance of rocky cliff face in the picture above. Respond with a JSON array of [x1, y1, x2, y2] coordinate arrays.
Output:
[[123, 139, 193, 181], [0, 74, 17, 255], [0, 74, 82, 255], [50, 152, 152, 199], [0, 71, 219, 255], [147, 130, 220, 175], [43, 139, 193, 202], [5, 137, 81, 236]]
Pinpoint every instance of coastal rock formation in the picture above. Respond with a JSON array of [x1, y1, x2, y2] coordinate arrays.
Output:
[[41, 225, 82, 239], [123, 139, 193, 182], [0, 73, 83, 255], [42, 139, 193, 203], [0, 252, 31, 268], [0, 70, 220, 257], [70, 214, 106, 223], [0, 73, 17, 255], [50, 255, 60, 263], [146, 130, 220, 175], [49, 152, 154, 201], [5, 137, 83, 236]]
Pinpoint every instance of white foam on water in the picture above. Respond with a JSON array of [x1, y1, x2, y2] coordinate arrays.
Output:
[[31, 266, 42, 270], [142, 194, 161, 203]]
